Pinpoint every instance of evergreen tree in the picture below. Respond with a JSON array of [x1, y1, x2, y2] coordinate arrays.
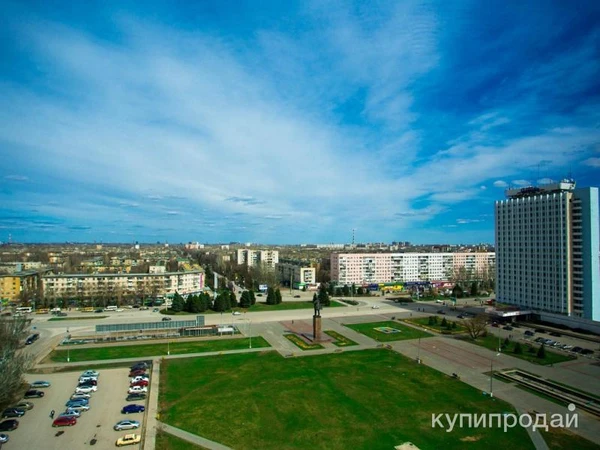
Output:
[[199, 293, 211, 312], [470, 281, 478, 296], [335, 287, 342, 296], [275, 288, 282, 304], [170, 291, 185, 313], [213, 295, 226, 312], [318, 284, 330, 306], [451, 321, 457, 329], [514, 342, 523, 354], [327, 283, 335, 296], [428, 316, 435, 326], [266, 287, 276, 305], [537, 344, 546, 359], [342, 285, 350, 296], [230, 291, 237, 308], [441, 317, 448, 328], [240, 291, 251, 308]]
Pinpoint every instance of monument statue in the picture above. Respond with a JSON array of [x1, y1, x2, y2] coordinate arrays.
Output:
[[313, 296, 321, 317]]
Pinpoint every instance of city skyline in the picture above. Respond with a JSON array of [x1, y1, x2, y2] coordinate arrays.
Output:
[[1, 1, 599, 244]]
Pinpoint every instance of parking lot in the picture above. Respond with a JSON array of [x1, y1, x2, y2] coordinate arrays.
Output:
[[4, 368, 146, 450]]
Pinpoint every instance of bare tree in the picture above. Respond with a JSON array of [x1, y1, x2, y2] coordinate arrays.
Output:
[[463, 314, 488, 340], [0, 316, 33, 407]]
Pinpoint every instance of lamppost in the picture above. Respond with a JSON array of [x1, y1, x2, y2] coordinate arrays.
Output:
[[245, 319, 252, 349], [417, 337, 421, 364], [66, 329, 70, 362], [167, 339, 170, 356], [490, 353, 500, 397]]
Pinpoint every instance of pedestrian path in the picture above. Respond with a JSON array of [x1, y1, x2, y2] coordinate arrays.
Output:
[[158, 422, 234, 450]]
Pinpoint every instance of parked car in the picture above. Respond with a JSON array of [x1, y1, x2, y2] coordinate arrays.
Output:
[[116, 433, 142, 447], [130, 380, 149, 387], [153, 308, 159, 312], [2, 408, 25, 419], [59, 410, 81, 418], [457, 315, 464, 319], [524, 330, 535, 336], [75, 385, 97, 394], [437, 310, 446, 315], [293, 295, 301, 298], [571, 346, 583, 353], [161, 317, 172, 321], [581, 349, 594, 355], [57, 312, 68, 316], [94, 309, 104, 313], [127, 386, 147, 395], [0, 433, 8, 443], [24, 390, 44, 398], [30, 381, 51, 388], [52, 416, 77, 427], [121, 404, 145, 414], [11, 402, 33, 411], [81, 370, 99, 378], [549, 332, 561, 337], [130, 375, 149, 383], [130, 362, 149, 371], [0, 420, 18, 431], [114, 419, 140, 431], [534, 337, 545, 343], [232, 311, 241, 315], [125, 393, 147, 402], [65, 404, 90, 412], [534, 328, 545, 333], [128, 369, 146, 377], [66, 399, 89, 408], [70, 393, 91, 400], [78, 379, 98, 386], [502, 325, 513, 331], [491, 322, 499, 327], [371, 305, 380, 309]]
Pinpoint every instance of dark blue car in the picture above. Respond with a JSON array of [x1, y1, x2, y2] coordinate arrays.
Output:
[[121, 404, 145, 414]]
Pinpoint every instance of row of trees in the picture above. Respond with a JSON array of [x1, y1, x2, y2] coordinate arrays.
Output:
[[168, 288, 262, 313], [0, 317, 31, 408]]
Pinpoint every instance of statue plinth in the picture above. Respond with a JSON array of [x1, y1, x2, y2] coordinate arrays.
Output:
[[313, 314, 322, 342]]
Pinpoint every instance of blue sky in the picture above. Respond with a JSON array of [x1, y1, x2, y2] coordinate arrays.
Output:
[[1, 1, 599, 245]]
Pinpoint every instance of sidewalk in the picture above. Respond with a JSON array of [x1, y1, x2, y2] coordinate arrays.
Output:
[[158, 422, 234, 450]]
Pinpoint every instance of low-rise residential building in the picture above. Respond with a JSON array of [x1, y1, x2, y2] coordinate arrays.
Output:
[[0, 270, 45, 301]]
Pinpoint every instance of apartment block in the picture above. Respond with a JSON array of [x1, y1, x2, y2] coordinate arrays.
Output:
[[42, 270, 204, 300], [236, 249, 279, 267], [330, 252, 495, 285], [495, 181, 599, 322], [276, 262, 317, 286]]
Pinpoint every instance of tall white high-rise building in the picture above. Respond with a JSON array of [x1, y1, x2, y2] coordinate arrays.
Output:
[[495, 180, 599, 322]]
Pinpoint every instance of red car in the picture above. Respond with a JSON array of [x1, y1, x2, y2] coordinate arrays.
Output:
[[130, 380, 149, 387], [128, 370, 146, 377], [53, 416, 77, 427]]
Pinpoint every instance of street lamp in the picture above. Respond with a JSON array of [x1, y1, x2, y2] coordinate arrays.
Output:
[[416, 337, 421, 364], [245, 319, 252, 349], [489, 353, 500, 397]]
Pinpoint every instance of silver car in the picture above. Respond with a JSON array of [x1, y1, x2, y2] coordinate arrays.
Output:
[[113, 419, 140, 431], [60, 409, 81, 418]]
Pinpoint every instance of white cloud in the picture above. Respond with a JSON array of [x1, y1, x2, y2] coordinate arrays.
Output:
[[4, 175, 29, 181], [512, 179, 531, 187], [493, 180, 508, 188], [583, 157, 600, 167]]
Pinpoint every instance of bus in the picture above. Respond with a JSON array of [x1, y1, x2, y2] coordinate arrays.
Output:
[[16, 306, 33, 314]]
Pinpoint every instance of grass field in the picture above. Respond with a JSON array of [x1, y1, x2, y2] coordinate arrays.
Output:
[[323, 330, 358, 347], [155, 431, 207, 450], [405, 317, 466, 334], [345, 320, 432, 342], [45, 337, 271, 362], [465, 334, 576, 365], [159, 350, 533, 450], [162, 300, 345, 315]]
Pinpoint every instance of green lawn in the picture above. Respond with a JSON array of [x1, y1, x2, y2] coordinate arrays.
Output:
[[344, 320, 432, 342], [155, 431, 207, 450], [159, 350, 533, 450], [405, 317, 466, 334], [45, 337, 271, 362], [323, 330, 358, 347], [246, 300, 345, 312], [465, 334, 576, 365]]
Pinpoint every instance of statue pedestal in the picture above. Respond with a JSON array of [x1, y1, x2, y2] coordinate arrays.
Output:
[[313, 315, 322, 342]]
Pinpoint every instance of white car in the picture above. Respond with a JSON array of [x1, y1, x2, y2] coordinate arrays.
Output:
[[130, 375, 149, 383], [371, 305, 380, 309], [127, 386, 147, 395], [232, 311, 241, 315], [70, 393, 91, 400], [75, 385, 97, 394]]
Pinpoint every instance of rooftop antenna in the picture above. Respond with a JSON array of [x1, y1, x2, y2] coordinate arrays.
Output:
[[352, 229, 355, 246]]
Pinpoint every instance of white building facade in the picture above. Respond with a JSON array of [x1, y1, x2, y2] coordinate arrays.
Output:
[[236, 249, 279, 267], [42, 270, 204, 300], [330, 252, 495, 284], [276, 262, 317, 286], [495, 181, 599, 322]]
